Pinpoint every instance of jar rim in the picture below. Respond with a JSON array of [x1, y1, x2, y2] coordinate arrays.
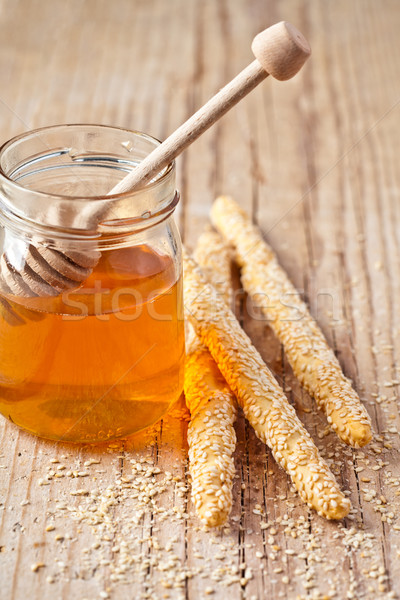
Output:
[[0, 123, 174, 200], [0, 123, 179, 239]]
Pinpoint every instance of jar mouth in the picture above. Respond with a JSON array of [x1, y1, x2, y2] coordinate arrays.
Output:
[[0, 123, 174, 200], [0, 124, 177, 240]]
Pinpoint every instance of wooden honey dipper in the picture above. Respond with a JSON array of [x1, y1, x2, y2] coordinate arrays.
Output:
[[1, 22, 310, 299]]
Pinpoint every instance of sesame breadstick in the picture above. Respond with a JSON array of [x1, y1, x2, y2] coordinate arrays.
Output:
[[183, 249, 351, 520], [211, 196, 372, 448], [185, 230, 237, 527], [185, 338, 237, 527], [193, 227, 233, 308]]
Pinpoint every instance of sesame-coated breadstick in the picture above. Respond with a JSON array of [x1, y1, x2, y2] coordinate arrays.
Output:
[[185, 335, 237, 527], [185, 229, 237, 527], [211, 196, 372, 448], [193, 227, 233, 308], [183, 250, 351, 520]]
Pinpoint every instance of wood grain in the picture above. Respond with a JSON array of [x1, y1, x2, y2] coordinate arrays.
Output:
[[1, 1, 400, 599]]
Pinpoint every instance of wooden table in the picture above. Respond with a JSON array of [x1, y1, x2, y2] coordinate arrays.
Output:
[[1, 1, 400, 598]]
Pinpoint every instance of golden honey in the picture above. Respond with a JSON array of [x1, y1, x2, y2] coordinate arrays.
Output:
[[0, 245, 185, 442]]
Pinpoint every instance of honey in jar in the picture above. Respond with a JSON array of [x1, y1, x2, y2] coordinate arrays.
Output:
[[0, 125, 185, 442]]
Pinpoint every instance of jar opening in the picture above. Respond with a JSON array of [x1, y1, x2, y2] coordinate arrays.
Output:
[[0, 124, 176, 240]]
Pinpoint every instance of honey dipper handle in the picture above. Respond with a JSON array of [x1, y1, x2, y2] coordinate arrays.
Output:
[[109, 22, 310, 196]]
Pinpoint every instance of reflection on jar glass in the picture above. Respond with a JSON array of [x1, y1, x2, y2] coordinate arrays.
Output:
[[0, 124, 185, 442]]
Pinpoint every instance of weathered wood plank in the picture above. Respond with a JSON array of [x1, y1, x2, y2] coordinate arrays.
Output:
[[1, 1, 400, 599]]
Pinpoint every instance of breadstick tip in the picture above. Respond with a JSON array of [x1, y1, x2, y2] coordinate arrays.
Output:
[[349, 422, 373, 447]]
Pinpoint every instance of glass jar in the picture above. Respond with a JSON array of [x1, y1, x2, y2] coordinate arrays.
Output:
[[0, 124, 185, 442]]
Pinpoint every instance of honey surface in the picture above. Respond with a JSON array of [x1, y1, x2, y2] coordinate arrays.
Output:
[[0, 245, 185, 442]]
